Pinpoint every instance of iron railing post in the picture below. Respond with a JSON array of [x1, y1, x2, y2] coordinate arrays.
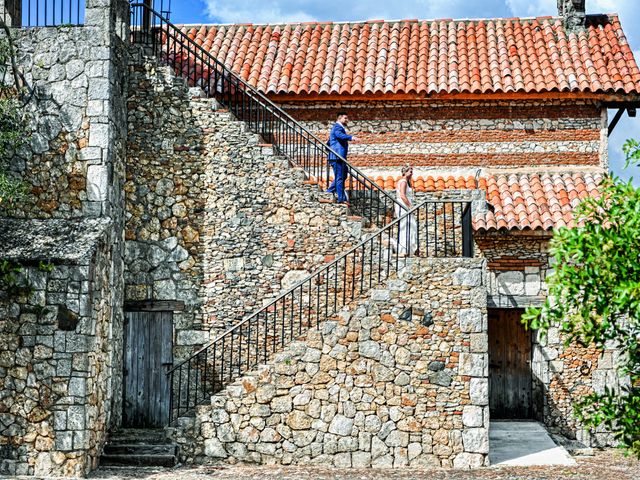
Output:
[[462, 203, 473, 258]]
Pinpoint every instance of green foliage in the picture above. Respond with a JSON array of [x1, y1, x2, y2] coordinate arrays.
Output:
[[38, 261, 55, 273], [623, 138, 640, 168], [0, 38, 10, 65], [0, 30, 41, 300], [0, 259, 55, 299], [0, 259, 32, 297], [0, 169, 28, 210], [0, 46, 29, 212], [0, 97, 26, 158], [523, 138, 640, 457]]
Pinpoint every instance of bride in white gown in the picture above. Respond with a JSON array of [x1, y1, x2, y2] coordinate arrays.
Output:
[[394, 165, 418, 256]]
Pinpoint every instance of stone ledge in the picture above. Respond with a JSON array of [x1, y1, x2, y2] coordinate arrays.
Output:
[[0, 217, 111, 263], [487, 294, 546, 308]]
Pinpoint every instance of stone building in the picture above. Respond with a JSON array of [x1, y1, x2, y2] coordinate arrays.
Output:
[[0, 0, 638, 476]]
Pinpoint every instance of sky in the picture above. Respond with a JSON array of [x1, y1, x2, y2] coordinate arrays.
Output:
[[167, 0, 640, 182]]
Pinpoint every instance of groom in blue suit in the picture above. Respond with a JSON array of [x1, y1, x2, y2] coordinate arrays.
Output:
[[326, 112, 358, 204]]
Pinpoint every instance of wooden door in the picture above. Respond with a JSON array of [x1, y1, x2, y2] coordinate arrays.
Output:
[[123, 311, 173, 427], [488, 309, 532, 419]]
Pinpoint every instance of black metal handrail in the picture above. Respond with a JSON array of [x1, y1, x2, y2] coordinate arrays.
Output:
[[1, 0, 85, 27], [129, 2, 404, 227], [167, 198, 473, 421]]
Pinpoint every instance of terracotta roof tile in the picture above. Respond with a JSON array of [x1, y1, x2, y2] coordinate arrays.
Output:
[[360, 171, 603, 231], [181, 15, 640, 96]]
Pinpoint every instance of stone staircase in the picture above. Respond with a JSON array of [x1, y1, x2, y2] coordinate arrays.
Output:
[[170, 257, 488, 468], [127, 8, 478, 468], [100, 429, 178, 467], [186, 93, 375, 331]]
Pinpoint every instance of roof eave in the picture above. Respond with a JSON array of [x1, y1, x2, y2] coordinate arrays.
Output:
[[267, 91, 640, 103], [473, 227, 555, 237]]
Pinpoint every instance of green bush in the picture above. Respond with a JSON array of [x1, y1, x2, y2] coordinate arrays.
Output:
[[523, 139, 640, 457]]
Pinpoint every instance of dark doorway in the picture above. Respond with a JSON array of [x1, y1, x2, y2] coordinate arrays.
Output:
[[488, 308, 532, 419], [123, 310, 173, 427]]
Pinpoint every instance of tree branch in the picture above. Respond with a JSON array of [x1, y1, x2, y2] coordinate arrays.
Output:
[[0, 17, 35, 105]]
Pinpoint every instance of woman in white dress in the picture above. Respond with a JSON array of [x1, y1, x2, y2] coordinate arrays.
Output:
[[394, 165, 418, 256]]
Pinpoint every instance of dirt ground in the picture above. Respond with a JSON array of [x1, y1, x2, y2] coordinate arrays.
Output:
[[77, 449, 640, 480]]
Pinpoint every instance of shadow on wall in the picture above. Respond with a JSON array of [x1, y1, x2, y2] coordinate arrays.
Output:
[[125, 54, 211, 365], [530, 337, 618, 447]]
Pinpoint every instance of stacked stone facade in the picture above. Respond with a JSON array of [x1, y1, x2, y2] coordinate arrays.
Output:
[[281, 100, 607, 170], [125, 56, 366, 361], [476, 232, 625, 445], [0, 218, 117, 476], [7, 1, 129, 220], [476, 232, 551, 308], [174, 258, 489, 468], [0, 1, 631, 476], [0, 0, 129, 476]]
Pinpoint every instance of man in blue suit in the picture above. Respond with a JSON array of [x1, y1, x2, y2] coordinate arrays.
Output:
[[326, 112, 358, 204]]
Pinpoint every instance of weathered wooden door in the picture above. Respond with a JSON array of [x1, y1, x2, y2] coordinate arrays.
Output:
[[123, 310, 173, 427], [488, 309, 532, 418]]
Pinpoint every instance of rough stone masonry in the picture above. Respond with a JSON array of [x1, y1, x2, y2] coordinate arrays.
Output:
[[125, 54, 367, 363], [0, 0, 130, 476], [171, 258, 490, 469]]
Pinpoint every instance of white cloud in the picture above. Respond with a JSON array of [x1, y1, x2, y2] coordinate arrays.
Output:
[[205, 1, 315, 23], [504, 0, 555, 17], [204, 0, 508, 24]]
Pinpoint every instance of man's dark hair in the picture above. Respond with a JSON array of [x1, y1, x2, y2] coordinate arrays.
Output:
[[336, 111, 348, 119]]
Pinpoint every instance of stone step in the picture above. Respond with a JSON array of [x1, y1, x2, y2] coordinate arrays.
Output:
[[99, 453, 177, 467], [100, 429, 178, 468], [103, 443, 177, 456], [106, 428, 168, 444]]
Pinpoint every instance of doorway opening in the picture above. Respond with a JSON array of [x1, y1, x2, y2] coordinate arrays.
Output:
[[488, 308, 533, 419], [122, 308, 173, 427]]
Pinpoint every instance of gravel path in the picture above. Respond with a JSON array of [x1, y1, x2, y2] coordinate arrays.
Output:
[[79, 450, 639, 480]]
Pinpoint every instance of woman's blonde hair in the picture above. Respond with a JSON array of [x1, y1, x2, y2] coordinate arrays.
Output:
[[401, 164, 412, 176]]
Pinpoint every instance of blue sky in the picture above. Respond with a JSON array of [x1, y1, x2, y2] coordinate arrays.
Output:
[[167, 0, 640, 181]]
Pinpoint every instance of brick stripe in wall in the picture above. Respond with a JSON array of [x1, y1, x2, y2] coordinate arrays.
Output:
[[487, 257, 545, 271], [347, 152, 600, 167], [306, 129, 601, 144], [284, 104, 601, 122]]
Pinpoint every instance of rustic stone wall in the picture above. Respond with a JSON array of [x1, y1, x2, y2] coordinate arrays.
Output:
[[4, 0, 128, 221], [0, 218, 118, 477], [532, 329, 625, 447], [475, 231, 550, 308], [172, 258, 489, 469], [2, 0, 129, 423], [0, 0, 129, 476], [280, 100, 606, 170], [126, 56, 365, 361]]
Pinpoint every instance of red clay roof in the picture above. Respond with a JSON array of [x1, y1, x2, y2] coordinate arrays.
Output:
[[372, 171, 603, 231], [182, 15, 640, 97]]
